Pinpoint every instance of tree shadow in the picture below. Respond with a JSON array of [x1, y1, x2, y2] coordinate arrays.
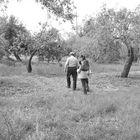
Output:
[[128, 75, 140, 80], [116, 74, 140, 80]]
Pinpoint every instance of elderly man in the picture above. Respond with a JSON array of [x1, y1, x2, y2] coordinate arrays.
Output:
[[64, 52, 79, 90]]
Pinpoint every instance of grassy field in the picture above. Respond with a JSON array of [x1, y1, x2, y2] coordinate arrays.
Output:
[[0, 62, 140, 140]]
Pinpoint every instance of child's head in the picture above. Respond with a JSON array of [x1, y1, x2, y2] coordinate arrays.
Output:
[[80, 55, 86, 60]]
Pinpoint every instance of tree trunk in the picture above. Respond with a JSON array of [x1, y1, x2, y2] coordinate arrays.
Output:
[[13, 52, 22, 62], [121, 47, 134, 78], [27, 49, 37, 73]]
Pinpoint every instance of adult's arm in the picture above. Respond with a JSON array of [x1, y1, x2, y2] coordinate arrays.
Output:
[[64, 58, 69, 72]]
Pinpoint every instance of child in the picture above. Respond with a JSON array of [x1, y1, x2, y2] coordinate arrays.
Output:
[[77, 55, 90, 94]]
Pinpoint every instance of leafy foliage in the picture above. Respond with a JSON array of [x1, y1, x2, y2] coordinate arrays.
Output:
[[35, 0, 76, 21], [66, 5, 140, 64], [34, 27, 67, 62], [0, 15, 30, 61]]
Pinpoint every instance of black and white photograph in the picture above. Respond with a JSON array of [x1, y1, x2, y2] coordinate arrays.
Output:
[[0, 0, 140, 139]]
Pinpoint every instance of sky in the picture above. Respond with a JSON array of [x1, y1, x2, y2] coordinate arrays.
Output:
[[5, 0, 140, 36]]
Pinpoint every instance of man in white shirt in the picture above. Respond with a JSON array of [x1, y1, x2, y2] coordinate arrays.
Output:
[[64, 52, 79, 90]]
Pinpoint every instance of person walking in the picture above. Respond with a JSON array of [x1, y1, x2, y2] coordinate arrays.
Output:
[[77, 55, 90, 94], [64, 52, 79, 90]]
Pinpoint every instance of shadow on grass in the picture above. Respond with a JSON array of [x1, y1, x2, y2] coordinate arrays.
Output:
[[128, 75, 140, 80]]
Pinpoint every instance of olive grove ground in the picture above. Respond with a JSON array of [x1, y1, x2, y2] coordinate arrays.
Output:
[[0, 62, 140, 139]]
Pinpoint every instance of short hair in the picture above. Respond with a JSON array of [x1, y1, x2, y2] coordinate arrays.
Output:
[[69, 52, 75, 56]]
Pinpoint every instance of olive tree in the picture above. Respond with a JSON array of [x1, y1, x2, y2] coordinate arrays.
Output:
[[82, 6, 140, 77]]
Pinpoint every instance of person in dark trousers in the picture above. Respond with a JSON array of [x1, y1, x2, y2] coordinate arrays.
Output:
[[77, 55, 90, 94], [64, 52, 79, 90]]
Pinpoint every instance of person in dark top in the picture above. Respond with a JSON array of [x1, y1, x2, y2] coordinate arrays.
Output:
[[77, 55, 90, 94]]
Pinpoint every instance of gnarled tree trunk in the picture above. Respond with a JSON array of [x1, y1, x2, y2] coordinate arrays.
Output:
[[121, 47, 134, 78], [27, 49, 37, 73]]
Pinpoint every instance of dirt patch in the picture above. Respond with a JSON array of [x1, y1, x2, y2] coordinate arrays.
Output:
[[0, 79, 35, 97]]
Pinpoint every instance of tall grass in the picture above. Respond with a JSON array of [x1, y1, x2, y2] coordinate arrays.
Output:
[[90, 63, 140, 74], [0, 62, 65, 77], [1, 61, 140, 77], [33, 62, 65, 77], [1, 95, 140, 140]]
